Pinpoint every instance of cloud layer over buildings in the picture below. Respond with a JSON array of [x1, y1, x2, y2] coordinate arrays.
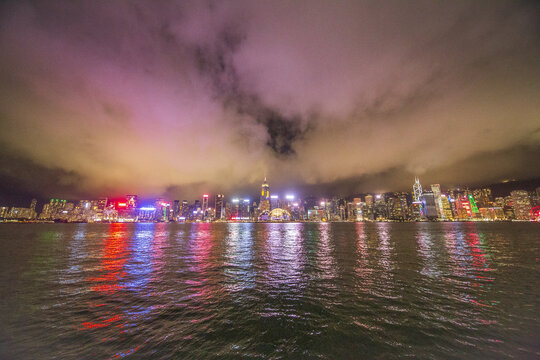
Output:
[[1, 0, 539, 199]]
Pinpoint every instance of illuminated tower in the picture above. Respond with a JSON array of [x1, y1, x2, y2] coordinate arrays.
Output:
[[430, 184, 443, 219], [215, 194, 224, 220], [413, 177, 423, 202], [260, 177, 270, 211], [202, 194, 209, 219]]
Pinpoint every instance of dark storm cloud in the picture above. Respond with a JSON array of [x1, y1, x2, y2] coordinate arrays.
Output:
[[0, 0, 539, 200]]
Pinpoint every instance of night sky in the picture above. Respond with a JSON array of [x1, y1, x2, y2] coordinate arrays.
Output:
[[1, 1, 539, 203]]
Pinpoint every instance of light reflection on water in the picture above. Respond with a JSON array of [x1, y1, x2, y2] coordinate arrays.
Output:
[[0, 222, 538, 359]]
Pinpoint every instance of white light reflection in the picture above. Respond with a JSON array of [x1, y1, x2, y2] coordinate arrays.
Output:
[[415, 223, 442, 278], [316, 222, 337, 282], [264, 223, 305, 289], [224, 223, 255, 294], [354, 222, 372, 290]]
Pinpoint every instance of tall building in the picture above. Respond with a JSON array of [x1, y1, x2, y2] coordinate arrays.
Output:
[[422, 191, 438, 219], [413, 177, 423, 203], [270, 195, 279, 210], [430, 184, 443, 219], [411, 178, 424, 220], [364, 195, 374, 220], [473, 188, 492, 208], [440, 195, 454, 220], [467, 194, 480, 217], [215, 194, 224, 220], [30, 199, 37, 212], [173, 200, 180, 219], [181, 200, 189, 220], [125, 195, 138, 209], [231, 198, 251, 220], [373, 194, 388, 220], [202, 194, 209, 219], [388, 195, 406, 221], [510, 190, 532, 220], [353, 198, 363, 221], [259, 177, 270, 212]]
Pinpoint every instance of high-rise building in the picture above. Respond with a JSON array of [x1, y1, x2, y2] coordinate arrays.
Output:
[[467, 194, 480, 217], [259, 177, 270, 212], [270, 195, 279, 210], [473, 188, 492, 208], [180, 200, 189, 220], [440, 195, 453, 220], [364, 195, 374, 220], [30, 199, 37, 212], [173, 200, 180, 219], [430, 184, 443, 219], [202, 194, 209, 219], [413, 177, 423, 203], [373, 194, 388, 220], [353, 198, 363, 221], [510, 190, 532, 220], [422, 191, 438, 219], [215, 194, 224, 220], [388, 195, 406, 221]]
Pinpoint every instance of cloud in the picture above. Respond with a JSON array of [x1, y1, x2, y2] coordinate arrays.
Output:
[[0, 0, 539, 200]]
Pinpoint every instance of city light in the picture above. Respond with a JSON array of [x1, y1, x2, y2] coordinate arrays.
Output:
[[140, 207, 156, 211], [0, 176, 536, 223]]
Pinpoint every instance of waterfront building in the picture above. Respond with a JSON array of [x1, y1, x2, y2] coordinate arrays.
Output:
[[510, 190, 532, 220], [430, 184, 444, 219], [388, 195, 406, 221], [364, 195, 374, 220], [259, 178, 270, 212], [215, 194, 224, 220], [270, 195, 279, 210], [173, 200, 180, 219], [440, 195, 454, 220], [202, 194, 209, 220], [473, 188, 492, 208], [422, 191, 438, 220], [373, 194, 388, 221], [413, 177, 423, 203]]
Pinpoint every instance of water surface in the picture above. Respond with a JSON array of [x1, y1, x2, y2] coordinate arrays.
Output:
[[0, 222, 538, 359]]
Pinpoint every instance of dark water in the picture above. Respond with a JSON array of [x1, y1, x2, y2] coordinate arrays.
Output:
[[0, 223, 538, 359]]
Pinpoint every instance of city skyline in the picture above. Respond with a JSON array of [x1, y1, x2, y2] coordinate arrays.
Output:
[[2, 176, 539, 222], [1, 1, 540, 203]]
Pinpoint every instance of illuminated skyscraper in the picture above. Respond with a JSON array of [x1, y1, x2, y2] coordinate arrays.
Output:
[[440, 195, 454, 220], [473, 188, 492, 208], [430, 184, 443, 219], [126, 195, 138, 209], [510, 190, 532, 220], [202, 194, 209, 218], [259, 177, 270, 212], [413, 177, 423, 203], [270, 195, 279, 210], [30, 199, 37, 212], [215, 194, 224, 220], [411, 177, 424, 220], [173, 200, 180, 218], [422, 191, 438, 219]]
